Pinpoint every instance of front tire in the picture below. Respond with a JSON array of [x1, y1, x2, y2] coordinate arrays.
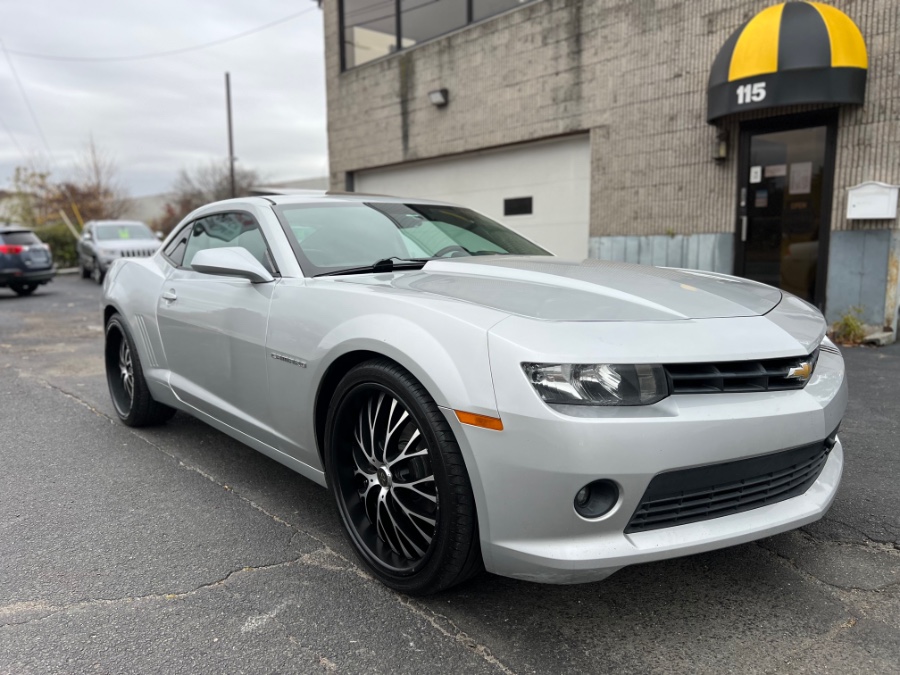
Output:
[[91, 258, 104, 284], [105, 313, 176, 427], [324, 359, 482, 595]]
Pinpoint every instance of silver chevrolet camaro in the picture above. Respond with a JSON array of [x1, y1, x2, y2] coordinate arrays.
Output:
[[101, 193, 847, 595]]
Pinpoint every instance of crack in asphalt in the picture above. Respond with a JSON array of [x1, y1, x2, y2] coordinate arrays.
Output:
[[758, 537, 900, 593], [814, 518, 900, 549], [31, 376, 517, 675], [396, 596, 517, 675], [0, 555, 311, 629]]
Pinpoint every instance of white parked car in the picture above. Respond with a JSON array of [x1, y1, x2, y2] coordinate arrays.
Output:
[[77, 220, 161, 284], [101, 194, 846, 595]]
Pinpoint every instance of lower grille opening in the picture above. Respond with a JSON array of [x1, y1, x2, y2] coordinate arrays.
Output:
[[625, 440, 831, 534]]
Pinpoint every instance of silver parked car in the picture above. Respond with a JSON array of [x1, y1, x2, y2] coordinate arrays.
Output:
[[101, 194, 847, 595], [77, 220, 161, 284]]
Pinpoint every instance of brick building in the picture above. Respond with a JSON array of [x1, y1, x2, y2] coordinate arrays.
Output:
[[321, 0, 900, 334]]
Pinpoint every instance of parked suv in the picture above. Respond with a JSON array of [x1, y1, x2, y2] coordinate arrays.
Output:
[[77, 220, 161, 283], [0, 226, 56, 296]]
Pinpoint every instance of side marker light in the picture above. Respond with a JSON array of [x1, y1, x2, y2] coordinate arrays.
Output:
[[454, 410, 504, 431]]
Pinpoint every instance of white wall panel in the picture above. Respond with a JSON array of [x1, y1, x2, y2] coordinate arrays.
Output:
[[356, 135, 591, 258]]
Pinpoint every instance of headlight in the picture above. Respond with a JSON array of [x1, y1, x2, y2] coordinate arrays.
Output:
[[522, 363, 669, 406], [97, 247, 117, 258]]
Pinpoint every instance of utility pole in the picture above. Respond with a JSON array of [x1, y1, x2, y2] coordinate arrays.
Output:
[[225, 72, 236, 199]]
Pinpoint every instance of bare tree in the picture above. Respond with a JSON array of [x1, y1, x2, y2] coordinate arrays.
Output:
[[72, 138, 130, 220], [5, 139, 130, 228], [153, 160, 260, 234]]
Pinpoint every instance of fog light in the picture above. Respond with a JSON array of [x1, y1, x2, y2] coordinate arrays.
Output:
[[575, 487, 590, 507], [574, 480, 619, 519]]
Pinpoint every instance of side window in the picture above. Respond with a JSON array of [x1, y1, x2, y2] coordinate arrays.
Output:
[[163, 231, 188, 267], [181, 212, 276, 273]]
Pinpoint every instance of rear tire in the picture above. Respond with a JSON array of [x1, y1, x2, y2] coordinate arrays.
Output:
[[105, 313, 176, 427], [324, 358, 483, 595], [81, 264, 90, 279], [11, 283, 37, 296]]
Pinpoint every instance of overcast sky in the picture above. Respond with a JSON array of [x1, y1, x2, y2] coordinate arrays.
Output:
[[0, 0, 327, 197]]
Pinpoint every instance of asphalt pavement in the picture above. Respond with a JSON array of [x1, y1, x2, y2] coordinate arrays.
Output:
[[1, 276, 898, 674]]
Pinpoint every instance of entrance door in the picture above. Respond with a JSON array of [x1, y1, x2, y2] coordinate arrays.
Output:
[[736, 112, 837, 308]]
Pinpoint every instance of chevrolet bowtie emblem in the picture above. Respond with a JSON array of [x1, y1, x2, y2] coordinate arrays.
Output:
[[787, 361, 812, 381]]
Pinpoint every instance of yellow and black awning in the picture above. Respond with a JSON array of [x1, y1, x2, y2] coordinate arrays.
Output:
[[708, 1, 867, 122]]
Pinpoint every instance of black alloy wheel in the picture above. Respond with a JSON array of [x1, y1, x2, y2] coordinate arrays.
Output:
[[104, 313, 176, 427], [324, 359, 482, 595]]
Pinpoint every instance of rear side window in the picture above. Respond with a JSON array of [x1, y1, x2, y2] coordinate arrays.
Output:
[[1, 231, 41, 246]]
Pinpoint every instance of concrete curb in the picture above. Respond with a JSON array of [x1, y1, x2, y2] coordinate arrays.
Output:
[[57, 267, 80, 275]]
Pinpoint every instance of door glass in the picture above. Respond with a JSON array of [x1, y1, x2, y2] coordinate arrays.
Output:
[[743, 126, 827, 302], [182, 212, 275, 273]]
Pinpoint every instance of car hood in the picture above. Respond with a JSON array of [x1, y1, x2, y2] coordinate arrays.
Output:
[[388, 257, 783, 321]]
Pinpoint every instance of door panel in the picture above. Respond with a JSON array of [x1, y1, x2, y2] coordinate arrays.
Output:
[[736, 113, 836, 307], [157, 270, 277, 441]]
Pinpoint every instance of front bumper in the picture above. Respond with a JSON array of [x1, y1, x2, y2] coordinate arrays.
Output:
[[0, 266, 56, 286], [448, 325, 847, 584]]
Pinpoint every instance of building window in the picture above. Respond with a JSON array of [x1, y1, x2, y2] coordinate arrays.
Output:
[[342, 0, 400, 69], [504, 197, 533, 216], [340, 0, 539, 70], [473, 0, 531, 23], [401, 0, 467, 48]]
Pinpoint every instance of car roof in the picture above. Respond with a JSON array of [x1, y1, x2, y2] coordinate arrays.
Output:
[[0, 225, 33, 234], [262, 192, 459, 208]]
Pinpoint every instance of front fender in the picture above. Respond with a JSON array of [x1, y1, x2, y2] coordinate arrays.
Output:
[[315, 314, 499, 419]]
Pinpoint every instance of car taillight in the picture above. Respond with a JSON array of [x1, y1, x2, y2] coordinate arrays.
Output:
[[0, 244, 24, 254]]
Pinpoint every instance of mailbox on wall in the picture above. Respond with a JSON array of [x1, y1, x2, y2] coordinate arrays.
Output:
[[847, 181, 899, 220]]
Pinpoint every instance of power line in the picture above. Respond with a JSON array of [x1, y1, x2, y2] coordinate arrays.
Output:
[[0, 111, 27, 161], [3, 7, 317, 63], [0, 35, 53, 159]]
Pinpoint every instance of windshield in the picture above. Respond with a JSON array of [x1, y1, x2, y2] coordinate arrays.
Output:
[[94, 223, 154, 241], [1, 231, 41, 246], [276, 202, 550, 275]]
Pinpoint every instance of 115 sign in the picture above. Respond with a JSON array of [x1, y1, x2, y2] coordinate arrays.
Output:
[[736, 82, 767, 105]]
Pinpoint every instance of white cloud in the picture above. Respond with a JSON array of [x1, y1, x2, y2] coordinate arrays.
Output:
[[0, 0, 327, 196]]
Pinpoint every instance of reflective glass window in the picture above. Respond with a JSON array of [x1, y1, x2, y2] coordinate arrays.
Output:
[[182, 212, 275, 273], [473, 0, 535, 22], [342, 0, 399, 68], [277, 202, 549, 276], [400, 0, 467, 48]]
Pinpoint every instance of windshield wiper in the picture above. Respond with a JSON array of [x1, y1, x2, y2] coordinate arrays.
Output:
[[315, 257, 429, 277]]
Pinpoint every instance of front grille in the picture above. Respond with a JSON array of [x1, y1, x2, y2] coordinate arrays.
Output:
[[625, 440, 831, 533], [663, 349, 818, 394], [121, 248, 155, 258]]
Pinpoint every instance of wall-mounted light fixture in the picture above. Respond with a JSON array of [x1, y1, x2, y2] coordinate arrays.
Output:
[[428, 88, 449, 107], [713, 128, 729, 162]]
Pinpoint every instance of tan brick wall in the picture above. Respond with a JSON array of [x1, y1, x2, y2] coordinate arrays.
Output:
[[323, 0, 900, 237]]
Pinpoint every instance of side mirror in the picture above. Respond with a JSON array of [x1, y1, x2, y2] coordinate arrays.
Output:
[[190, 247, 274, 284], [155, 231, 164, 240], [83, 231, 92, 241]]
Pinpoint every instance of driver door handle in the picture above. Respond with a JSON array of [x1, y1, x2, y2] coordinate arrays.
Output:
[[162, 289, 177, 302]]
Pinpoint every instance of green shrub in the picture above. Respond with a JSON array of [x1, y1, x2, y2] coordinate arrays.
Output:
[[34, 222, 79, 268]]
